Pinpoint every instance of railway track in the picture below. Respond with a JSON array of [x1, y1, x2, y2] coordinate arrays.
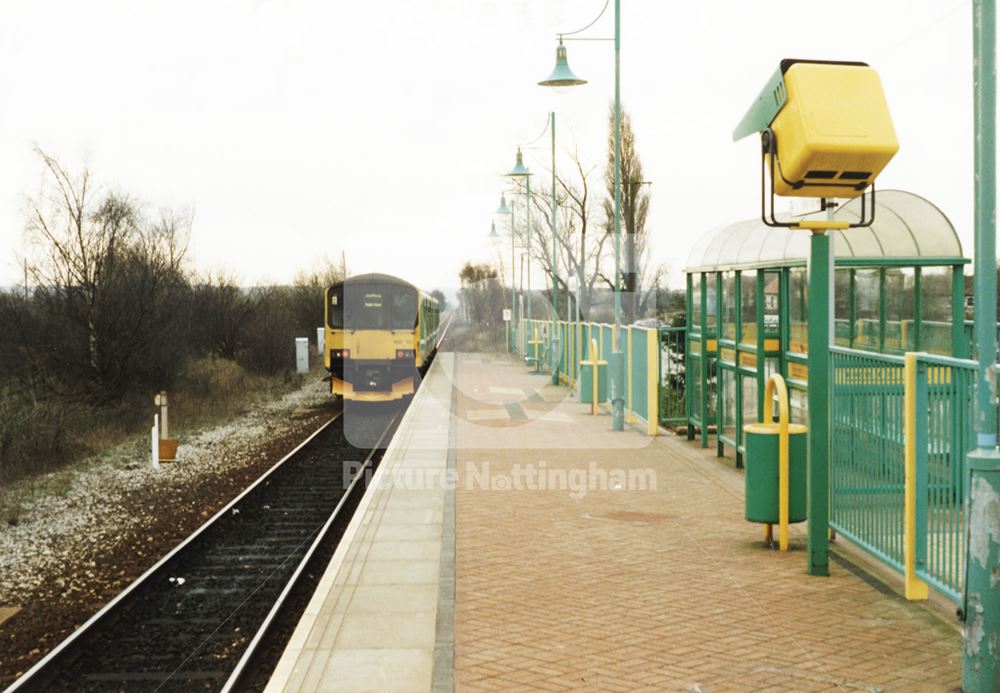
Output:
[[7, 410, 401, 692]]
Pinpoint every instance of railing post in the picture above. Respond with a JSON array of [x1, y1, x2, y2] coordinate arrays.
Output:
[[904, 353, 930, 600]]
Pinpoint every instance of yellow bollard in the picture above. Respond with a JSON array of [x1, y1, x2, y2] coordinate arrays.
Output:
[[764, 374, 791, 552], [591, 338, 599, 415]]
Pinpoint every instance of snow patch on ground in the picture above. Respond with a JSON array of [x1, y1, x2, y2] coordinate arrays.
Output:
[[0, 379, 329, 605]]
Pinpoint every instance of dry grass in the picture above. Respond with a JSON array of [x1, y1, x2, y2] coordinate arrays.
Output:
[[0, 356, 321, 524]]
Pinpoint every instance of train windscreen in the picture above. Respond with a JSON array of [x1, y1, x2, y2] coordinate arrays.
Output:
[[328, 282, 418, 330]]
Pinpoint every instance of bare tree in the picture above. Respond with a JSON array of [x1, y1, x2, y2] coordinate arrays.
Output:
[[514, 149, 612, 320], [290, 256, 348, 336], [458, 262, 503, 327], [21, 148, 191, 400], [603, 105, 658, 322]]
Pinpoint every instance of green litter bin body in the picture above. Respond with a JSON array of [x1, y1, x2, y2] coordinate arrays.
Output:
[[579, 360, 608, 404], [526, 340, 543, 365], [743, 422, 808, 524]]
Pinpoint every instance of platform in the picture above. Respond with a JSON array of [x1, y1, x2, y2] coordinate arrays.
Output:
[[268, 352, 962, 692]]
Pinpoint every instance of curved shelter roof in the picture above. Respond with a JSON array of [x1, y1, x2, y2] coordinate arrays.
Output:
[[684, 190, 966, 273]]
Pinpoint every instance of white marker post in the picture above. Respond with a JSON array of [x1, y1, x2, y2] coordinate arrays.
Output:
[[316, 327, 325, 354], [156, 391, 169, 439], [295, 337, 309, 374], [502, 308, 511, 355], [151, 414, 160, 469]]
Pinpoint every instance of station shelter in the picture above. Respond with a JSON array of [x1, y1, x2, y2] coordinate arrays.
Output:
[[683, 190, 968, 465]]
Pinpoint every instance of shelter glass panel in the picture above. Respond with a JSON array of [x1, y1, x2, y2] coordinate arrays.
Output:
[[885, 268, 916, 353], [854, 269, 881, 350], [722, 368, 737, 442], [705, 275, 718, 334], [835, 269, 851, 347], [789, 268, 808, 354], [721, 272, 736, 341], [740, 270, 757, 347], [790, 387, 808, 425], [763, 271, 780, 336], [692, 275, 702, 331], [741, 373, 756, 431], [921, 267, 953, 357], [920, 267, 952, 318]]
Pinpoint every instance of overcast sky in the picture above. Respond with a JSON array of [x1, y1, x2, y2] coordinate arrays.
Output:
[[0, 0, 985, 293]]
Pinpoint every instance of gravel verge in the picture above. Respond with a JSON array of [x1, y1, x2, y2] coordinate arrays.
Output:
[[0, 378, 338, 685]]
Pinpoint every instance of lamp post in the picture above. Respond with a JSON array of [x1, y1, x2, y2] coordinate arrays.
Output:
[[540, 1, 626, 430], [568, 274, 581, 389], [488, 220, 508, 354], [549, 113, 561, 384], [507, 148, 533, 362], [495, 193, 517, 354]]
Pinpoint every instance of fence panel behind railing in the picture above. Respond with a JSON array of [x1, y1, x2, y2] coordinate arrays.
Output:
[[601, 324, 613, 362], [659, 326, 686, 426], [629, 328, 646, 422], [914, 353, 976, 603], [831, 347, 907, 573]]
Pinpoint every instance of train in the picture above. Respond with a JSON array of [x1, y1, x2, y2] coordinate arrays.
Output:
[[324, 273, 441, 402]]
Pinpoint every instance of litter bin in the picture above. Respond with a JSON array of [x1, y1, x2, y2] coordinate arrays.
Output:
[[743, 422, 808, 524], [579, 359, 607, 404]]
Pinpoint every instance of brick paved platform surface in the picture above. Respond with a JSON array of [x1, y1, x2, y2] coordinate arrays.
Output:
[[453, 353, 962, 692]]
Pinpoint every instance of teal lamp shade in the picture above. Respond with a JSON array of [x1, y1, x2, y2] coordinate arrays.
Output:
[[489, 221, 499, 239], [538, 40, 587, 88], [496, 193, 510, 215], [507, 148, 531, 177]]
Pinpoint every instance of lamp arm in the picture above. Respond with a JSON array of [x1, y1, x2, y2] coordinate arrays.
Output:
[[519, 116, 553, 148], [557, 0, 611, 37]]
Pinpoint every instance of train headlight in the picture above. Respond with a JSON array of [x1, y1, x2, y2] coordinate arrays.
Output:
[[395, 349, 414, 359], [332, 349, 350, 359]]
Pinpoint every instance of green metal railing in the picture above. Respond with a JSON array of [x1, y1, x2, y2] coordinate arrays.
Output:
[[914, 353, 977, 603], [659, 326, 686, 426], [830, 345, 988, 604], [962, 319, 1000, 361], [830, 347, 907, 573], [520, 318, 661, 434]]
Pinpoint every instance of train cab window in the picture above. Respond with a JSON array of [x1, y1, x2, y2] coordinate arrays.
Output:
[[332, 281, 418, 330], [328, 286, 344, 328], [391, 289, 418, 329], [350, 288, 387, 329]]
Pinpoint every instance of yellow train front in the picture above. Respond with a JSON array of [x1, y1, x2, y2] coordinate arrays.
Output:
[[324, 273, 440, 402]]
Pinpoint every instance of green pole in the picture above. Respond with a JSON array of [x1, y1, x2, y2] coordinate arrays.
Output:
[[610, 0, 626, 431], [807, 229, 831, 577], [511, 199, 517, 355], [526, 176, 533, 328], [964, 1, 1000, 689], [550, 111, 560, 385]]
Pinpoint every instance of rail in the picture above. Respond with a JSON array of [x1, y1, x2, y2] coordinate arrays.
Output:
[[7, 410, 402, 691], [223, 416, 398, 691]]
